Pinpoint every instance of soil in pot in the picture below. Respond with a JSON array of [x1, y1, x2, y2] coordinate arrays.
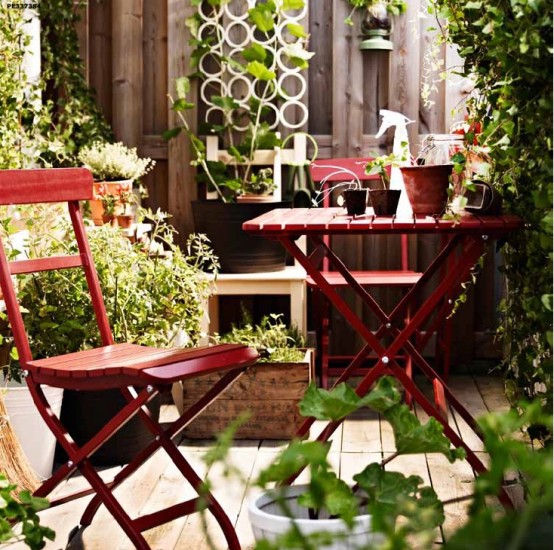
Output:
[[55, 388, 161, 466], [192, 200, 291, 273], [369, 189, 401, 216], [400, 164, 453, 215], [343, 189, 368, 216]]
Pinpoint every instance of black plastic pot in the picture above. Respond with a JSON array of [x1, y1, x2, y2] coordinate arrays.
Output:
[[55, 389, 161, 466], [369, 189, 401, 216], [192, 200, 291, 273], [343, 189, 368, 216]]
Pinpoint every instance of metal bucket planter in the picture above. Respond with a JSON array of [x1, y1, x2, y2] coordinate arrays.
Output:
[[192, 200, 291, 273], [400, 164, 452, 215]]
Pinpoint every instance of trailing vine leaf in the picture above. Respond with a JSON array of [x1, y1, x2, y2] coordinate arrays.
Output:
[[246, 60, 276, 81], [384, 404, 465, 462], [299, 376, 401, 421], [354, 463, 444, 541], [248, 2, 277, 32]]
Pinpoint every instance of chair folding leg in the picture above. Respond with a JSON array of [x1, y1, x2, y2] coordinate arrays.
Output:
[[30, 372, 247, 550]]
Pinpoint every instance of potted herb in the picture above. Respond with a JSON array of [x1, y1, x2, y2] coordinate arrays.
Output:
[[78, 141, 155, 225], [364, 152, 403, 216], [165, 0, 313, 273], [176, 313, 313, 439], [311, 164, 369, 216], [247, 377, 463, 547]]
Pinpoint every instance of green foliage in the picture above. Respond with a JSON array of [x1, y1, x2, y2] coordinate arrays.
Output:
[[78, 141, 156, 182], [0, 474, 54, 549], [0, 209, 217, 379], [38, 0, 112, 165], [364, 149, 407, 189], [444, 401, 553, 549], [217, 312, 305, 363], [251, 376, 456, 547], [166, 0, 313, 202], [430, 0, 553, 403], [0, 7, 42, 169]]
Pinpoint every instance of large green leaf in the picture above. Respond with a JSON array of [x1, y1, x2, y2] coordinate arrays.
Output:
[[384, 404, 465, 462], [246, 61, 276, 81]]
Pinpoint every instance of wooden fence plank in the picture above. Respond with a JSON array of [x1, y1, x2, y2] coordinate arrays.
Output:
[[112, 0, 143, 146]]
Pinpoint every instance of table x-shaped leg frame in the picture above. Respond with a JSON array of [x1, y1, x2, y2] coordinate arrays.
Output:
[[279, 233, 512, 509]]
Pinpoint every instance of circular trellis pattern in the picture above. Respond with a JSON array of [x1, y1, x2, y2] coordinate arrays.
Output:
[[197, 0, 308, 131]]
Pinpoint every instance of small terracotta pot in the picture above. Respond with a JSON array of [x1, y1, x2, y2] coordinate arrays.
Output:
[[102, 214, 116, 226], [117, 214, 135, 229], [369, 189, 401, 216], [89, 180, 132, 225], [343, 189, 368, 216], [400, 164, 453, 215]]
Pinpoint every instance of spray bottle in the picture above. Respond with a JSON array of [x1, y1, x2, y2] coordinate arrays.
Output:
[[375, 109, 414, 218]]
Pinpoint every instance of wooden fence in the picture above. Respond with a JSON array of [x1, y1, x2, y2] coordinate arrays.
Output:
[[75, 0, 502, 364]]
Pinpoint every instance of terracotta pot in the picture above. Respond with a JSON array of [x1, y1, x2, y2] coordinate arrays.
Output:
[[89, 180, 132, 225], [368, 189, 400, 216], [117, 214, 135, 228], [343, 189, 368, 216], [400, 164, 453, 215]]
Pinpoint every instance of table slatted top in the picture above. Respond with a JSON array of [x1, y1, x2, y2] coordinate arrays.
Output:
[[242, 208, 523, 237]]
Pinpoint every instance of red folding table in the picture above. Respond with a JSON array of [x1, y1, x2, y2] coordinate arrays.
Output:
[[243, 207, 523, 507]]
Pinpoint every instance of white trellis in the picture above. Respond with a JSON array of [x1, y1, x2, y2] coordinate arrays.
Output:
[[196, 0, 309, 131]]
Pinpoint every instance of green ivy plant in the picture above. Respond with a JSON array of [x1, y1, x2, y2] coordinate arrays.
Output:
[[344, 0, 407, 26], [0, 474, 54, 550], [165, 0, 313, 202], [428, 0, 553, 406], [0, 7, 43, 169], [202, 376, 464, 549], [38, 0, 112, 165]]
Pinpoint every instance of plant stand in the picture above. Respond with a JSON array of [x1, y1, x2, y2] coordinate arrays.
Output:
[[173, 349, 313, 439]]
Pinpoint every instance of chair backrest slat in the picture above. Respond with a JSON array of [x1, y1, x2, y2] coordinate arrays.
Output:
[[0, 168, 93, 204], [9, 255, 85, 275], [0, 169, 114, 366]]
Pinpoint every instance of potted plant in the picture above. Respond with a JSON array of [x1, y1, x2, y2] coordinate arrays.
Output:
[[311, 164, 369, 216], [198, 376, 463, 547], [364, 152, 403, 215], [78, 141, 155, 225], [175, 313, 313, 439], [115, 187, 137, 228], [344, 1, 407, 51], [165, 0, 313, 273], [5, 208, 218, 466]]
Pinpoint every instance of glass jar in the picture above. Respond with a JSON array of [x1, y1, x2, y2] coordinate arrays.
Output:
[[418, 134, 465, 165]]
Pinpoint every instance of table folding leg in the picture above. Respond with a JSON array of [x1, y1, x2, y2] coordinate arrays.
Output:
[[279, 233, 513, 509]]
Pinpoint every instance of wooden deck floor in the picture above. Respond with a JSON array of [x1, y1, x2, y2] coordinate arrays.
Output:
[[6, 373, 512, 550]]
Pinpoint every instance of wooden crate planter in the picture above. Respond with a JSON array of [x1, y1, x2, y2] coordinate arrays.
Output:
[[174, 349, 314, 439]]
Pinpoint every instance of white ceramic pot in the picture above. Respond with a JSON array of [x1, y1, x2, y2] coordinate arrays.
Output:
[[2, 381, 64, 480], [248, 485, 379, 549]]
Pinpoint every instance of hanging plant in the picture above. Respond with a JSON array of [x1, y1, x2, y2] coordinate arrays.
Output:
[[428, 0, 553, 405]]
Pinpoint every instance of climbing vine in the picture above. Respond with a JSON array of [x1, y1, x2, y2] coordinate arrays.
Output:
[[430, 0, 553, 404], [0, 7, 41, 168], [38, 0, 112, 165]]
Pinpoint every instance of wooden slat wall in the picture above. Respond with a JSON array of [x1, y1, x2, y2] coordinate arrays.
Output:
[[79, 0, 498, 363]]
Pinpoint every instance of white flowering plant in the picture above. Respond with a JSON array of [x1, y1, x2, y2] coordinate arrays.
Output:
[[78, 141, 155, 183]]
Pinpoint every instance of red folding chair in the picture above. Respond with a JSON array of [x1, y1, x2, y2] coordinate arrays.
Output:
[[0, 168, 259, 549], [308, 158, 452, 389]]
